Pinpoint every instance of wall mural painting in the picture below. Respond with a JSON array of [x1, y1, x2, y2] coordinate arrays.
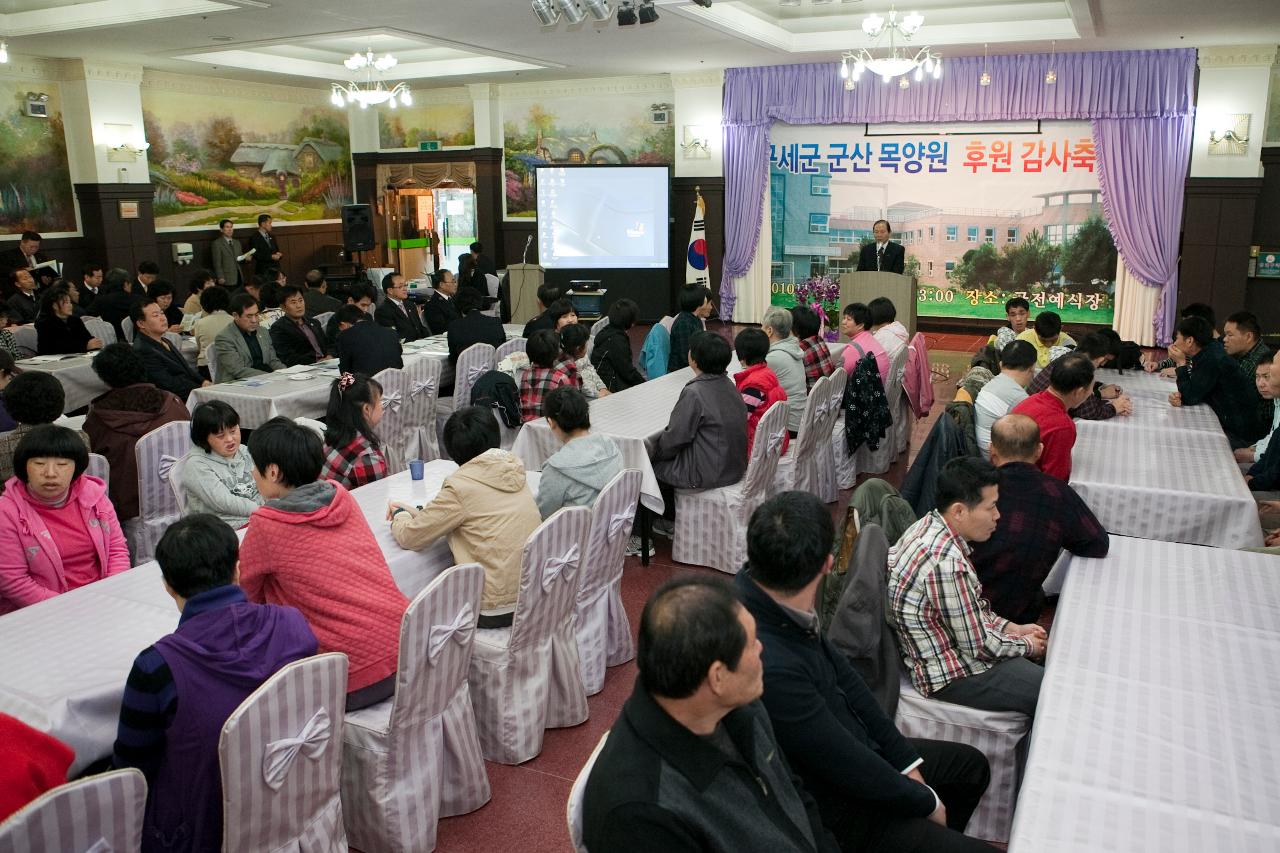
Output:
[[0, 81, 76, 235], [502, 90, 674, 218], [379, 99, 475, 149], [141, 88, 352, 228]]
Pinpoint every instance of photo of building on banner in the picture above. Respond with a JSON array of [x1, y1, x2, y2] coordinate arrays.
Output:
[[767, 120, 1116, 326]]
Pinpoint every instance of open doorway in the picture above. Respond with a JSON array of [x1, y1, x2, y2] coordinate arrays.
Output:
[[383, 185, 477, 281]]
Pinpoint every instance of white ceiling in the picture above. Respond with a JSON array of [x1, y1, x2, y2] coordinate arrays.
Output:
[[2, 0, 1278, 90]]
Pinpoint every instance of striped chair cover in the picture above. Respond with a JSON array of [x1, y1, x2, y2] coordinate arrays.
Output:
[[672, 400, 788, 574], [583, 316, 609, 361], [495, 336, 526, 362], [220, 653, 350, 853], [468, 506, 591, 764], [205, 344, 219, 383], [127, 420, 191, 564], [576, 469, 642, 694], [373, 367, 411, 474], [0, 768, 146, 853], [565, 732, 609, 853], [295, 417, 326, 438], [853, 347, 907, 477], [168, 454, 189, 513], [120, 318, 134, 344], [813, 367, 847, 503], [402, 356, 442, 462], [895, 677, 1028, 843], [314, 311, 335, 329], [86, 452, 110, 491], [341, 563, 490, 853], [453, 342, 496, 410], [10, 325, 36, 358], [774, 374, 830, 496], [82, 315, 116, 346]]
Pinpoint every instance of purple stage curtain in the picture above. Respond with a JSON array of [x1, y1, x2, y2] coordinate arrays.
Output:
[[720, 49, 1197, 334], [1093, 115, 1193, 344]]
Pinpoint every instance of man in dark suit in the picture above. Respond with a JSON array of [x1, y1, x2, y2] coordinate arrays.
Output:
[[0, 231, 56, 290], [131, 298, 207, 401], [79, 263, 104, 314], [5, 269, 39, 324], [324, 283, 375, 351], [334, 304, 403, 377], [422, 269, 461, 335], [856, 219, 906, 274], [250, 214, 282, 277], [446, 288, 506, 364], [269, 285, 328, 366], [302, 269, 341, 317], [373, 272, 429, 342], [211, 219, 244, 288]]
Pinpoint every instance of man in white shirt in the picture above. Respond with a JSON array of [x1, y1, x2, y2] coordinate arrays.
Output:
[[974, 340, 1037, 457]]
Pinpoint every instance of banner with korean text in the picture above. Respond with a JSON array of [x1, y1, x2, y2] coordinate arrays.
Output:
[[766, 120, 1116, 326]]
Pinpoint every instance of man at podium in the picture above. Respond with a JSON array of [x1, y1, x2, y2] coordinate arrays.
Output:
[[856, 220, 905, 274]]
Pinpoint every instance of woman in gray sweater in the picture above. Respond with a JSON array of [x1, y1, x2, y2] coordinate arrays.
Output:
[[180, 400, 263, 528]]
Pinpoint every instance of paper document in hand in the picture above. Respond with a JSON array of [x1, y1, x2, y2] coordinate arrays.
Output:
[[237, 248, 256, 261], [31, 259, 61, 275]]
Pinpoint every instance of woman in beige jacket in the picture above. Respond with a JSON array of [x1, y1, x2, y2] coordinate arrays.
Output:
[[388, 406, 541, 627]]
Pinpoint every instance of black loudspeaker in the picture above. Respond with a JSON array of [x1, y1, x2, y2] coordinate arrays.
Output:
[[341, 204, 376, 252]]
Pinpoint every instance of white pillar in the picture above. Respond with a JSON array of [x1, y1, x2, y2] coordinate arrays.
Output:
[[469, 83, 501, 149], [59, 60, 147, 184]]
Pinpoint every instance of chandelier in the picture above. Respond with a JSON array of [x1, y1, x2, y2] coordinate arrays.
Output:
[[839, 8, 941, 91], [331, 49, 412, 109]]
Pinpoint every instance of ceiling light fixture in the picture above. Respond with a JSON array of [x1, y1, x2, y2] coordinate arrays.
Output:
[[554, 0, 587, 24], [638, 0, 659, 23], [617, 0, 637, 24], [979, 43, 991, 86], [1044, 40, 1057, 85], [839, 7, 940, 91], [691, 0, 713, 7], [331, 49, 412, 110], [0, 41, 8, 64], [532, 0, 560, 25], [582, 0, 613, 20]]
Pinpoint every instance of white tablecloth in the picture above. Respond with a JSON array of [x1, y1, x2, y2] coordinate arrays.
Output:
[[19, 338, 200, 413], [0, 462, 538, 774], [1070, 423, 1264, 549], [1089, 369, 1225, 434], [1010, 537, 1280, 852]]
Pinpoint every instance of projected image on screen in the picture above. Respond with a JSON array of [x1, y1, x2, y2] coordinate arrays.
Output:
[[536, 166, 669, 269]]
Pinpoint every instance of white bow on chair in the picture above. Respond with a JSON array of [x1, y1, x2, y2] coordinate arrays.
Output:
[[467, 365, 489, 385], [607, 506, 637, 542], [85, 839, 114, 853], [814, 400, 829, 420], [765, 430, 786, 456], [427, 606, 475, 662], [261, 707, 331, 791], [157, 454, 179, 482], [541, 544, 580, 590], [410, 379, 435, 398], [381, 390, 403, 413]]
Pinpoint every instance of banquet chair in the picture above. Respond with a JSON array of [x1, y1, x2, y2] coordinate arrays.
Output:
[[372, 367, 411, 473], [127, 420, 192, 563], [167, 454, 189, 513], [854, 346, 907, 476], [813, 367, 847, 503], [482, 273, 501, 317], [576, 468, 642, 694], [566, 732, 609, 853], [205, 344, 219, 383], [220, 652, 350, 853], [774, 374, 830, 496], [9, 325, 36, 358], [120, 318, 134, 344], [83, 315, 116, 346], [314, 311, 335, 329], [672, 400, 788, 574], [495, 336, 527, 362], [468, 506, 591, 764], [341, 564, 490, 853], [86, 452, 110, 490], [295, 417, 326, 439], [401, 355, 442, 462], [0, 767, 146, 853], [584, 315, 609, 361], [452, 342, 496, 409]]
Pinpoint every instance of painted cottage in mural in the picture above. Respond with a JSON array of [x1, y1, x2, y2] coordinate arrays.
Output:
[[230, 137, 344, 198]]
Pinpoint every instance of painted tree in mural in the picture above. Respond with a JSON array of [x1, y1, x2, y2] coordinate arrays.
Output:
[[203, 117, 243, 167], [0, 94, 76, 233]]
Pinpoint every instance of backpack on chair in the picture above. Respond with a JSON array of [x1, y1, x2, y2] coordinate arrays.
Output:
[[470, 370, 521, 427]]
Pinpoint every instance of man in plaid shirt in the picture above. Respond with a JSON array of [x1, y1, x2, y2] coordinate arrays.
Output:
[[792, 305, 836, 391], [520, 329, 576, 423], [887, 457, 1046, 719], [1025, 331, 1133, 419]]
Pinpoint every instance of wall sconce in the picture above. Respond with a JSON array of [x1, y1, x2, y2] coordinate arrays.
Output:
[[681, 125, 711, 159], [1208, 113, 1250, 155]]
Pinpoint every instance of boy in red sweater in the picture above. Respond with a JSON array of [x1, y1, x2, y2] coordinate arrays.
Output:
[[734, 328, 789, 457]]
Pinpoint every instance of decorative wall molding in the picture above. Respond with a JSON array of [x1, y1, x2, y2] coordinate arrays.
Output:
[[61, 60, 145, 84], [670, 69, 725, 89], [407, 85, 473, 105], [140, 69, 333, 107], [497, 74, 673, 100], [0, 53, 63, 83], [1197, 45, 1279, 69]]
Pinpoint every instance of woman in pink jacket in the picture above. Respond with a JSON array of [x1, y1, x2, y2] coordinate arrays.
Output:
[[0, 425, 130, 614]]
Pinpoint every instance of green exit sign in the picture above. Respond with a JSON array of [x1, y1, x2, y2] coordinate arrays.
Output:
[[418, 140, 442, 151]]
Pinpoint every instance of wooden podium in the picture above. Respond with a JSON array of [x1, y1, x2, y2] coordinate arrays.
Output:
[[506, 263, 545, 324], [837, 272, 917, 337]]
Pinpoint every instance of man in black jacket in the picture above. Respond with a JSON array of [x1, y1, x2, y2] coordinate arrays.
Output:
[[856, 220, 906, 274], [374, 272, 429, 342], [583, 576, 838, 853], [736, 491, 992, 853], [334, 305, 402, 377], [590, 298, 645, 391], [131, 299, 207, 401], [447, 288, 505, 364], [423, 269, 461, 335], [301, 269, 342, 317], [521, 282, 565, 339], [269, 286, 328, 366], [250, 214, 282, 277]]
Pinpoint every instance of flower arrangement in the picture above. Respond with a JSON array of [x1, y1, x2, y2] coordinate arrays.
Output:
[[794, 275, 842, 341]]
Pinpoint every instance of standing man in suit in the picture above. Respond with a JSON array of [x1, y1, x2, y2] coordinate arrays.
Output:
[[422, 269, 461, 335], [131, 299, 207, 401], [134, 261, 159, 296], [0, 231, 56, 290], [334, 305, 402, 377], [374, 272, 429, 342], [447, 288, 505, 364], [269, 286, 328, 366], [211, 219, 243, 288], [857, 220, 906, 274], [250, 214, 282, 278], [79, 263, 104, 314], [213, 294, 285, 380]]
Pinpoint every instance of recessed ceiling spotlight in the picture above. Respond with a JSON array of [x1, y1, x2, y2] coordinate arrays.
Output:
[[533, 0, 560, 24], [553, 0, 587, 24], [690, 0, 713, 8], [583, 0, 612, 21], [617, 1, 637, 25]]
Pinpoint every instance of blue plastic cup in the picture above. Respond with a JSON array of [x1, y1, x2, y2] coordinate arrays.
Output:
[[409, 459, 425, 480]]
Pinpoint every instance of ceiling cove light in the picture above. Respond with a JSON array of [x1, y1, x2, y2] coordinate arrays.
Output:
[[331, 49, 412, 110], [839, 7, 940, 91]]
